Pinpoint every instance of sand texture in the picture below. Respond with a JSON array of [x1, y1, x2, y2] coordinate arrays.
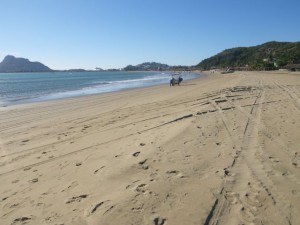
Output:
[[0, 71, 300, 225]]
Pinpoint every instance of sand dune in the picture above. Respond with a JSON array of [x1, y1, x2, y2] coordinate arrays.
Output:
[[1, 71, 300, 225]]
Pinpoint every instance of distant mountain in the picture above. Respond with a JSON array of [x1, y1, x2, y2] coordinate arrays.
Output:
[[0, 55, 52, 72], [196, 41, 300, 70], [123, 62, 170, 71]]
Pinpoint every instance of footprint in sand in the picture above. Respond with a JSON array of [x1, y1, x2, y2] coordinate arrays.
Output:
[[125, 180, 140, 190], [11, 216, 32, 225], [139, 159, 149, 170], [239, 181, 268, 223], [240, 206, 256, 223], [115, 153, 123, 158], [150, 215, 167, 225], [153, 217, 166, 225], [94, 166, 105, 174], [166, 170, 179, 174], [65, 194, 88, 204], [103, 205, 115, 215], [244, 192, 262, 207], [44, 212, 62, 223], [268, 156, 280, 163], [224, 191, 239, 204], [223, 168, 232, 176], [85, 200, 110, 216], [62, 181, 78, 192], [132, 151, 140, 157], [166, 170, 185, 178], [131, 203, 144, 212], [135, 183, 147, 193], [29, 178, 39, 183], [90, 201, 105, 214]]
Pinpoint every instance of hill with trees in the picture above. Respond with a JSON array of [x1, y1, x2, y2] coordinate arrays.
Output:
[[195, 41, 300, 70], [123, 62, 170, 71], [0, 55, 52, 73]]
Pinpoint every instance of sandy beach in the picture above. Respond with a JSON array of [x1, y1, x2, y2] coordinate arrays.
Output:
[[0, 71, 300, 225]]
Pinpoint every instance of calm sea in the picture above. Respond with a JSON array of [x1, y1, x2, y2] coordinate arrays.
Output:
[[0, 71, 202, 106]]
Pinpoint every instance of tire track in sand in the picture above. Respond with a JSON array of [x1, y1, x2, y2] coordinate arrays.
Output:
[[204, 80, 295, 225]]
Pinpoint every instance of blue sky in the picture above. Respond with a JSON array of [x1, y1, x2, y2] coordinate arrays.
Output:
[[0, 0, 299, 70]]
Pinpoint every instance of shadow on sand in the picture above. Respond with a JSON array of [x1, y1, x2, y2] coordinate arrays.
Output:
[[178, 83, 197, 86]]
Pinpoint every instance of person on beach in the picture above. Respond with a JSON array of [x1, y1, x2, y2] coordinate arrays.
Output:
[[170, 76, 183, 86], [170, 77, 175, 86], [178, 76, 183, 84]]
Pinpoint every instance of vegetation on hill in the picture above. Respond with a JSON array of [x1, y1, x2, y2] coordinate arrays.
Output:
[[123, 62, 192, 71], [0, 55, 52, 73], [123, 62, 170, 71], [195, 41, 300, 70]]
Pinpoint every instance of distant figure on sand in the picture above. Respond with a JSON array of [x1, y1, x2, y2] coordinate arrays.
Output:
[[170, 76, 183, 86]]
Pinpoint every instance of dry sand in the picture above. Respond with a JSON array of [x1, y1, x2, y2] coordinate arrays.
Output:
[[0, 71, 300, 225]]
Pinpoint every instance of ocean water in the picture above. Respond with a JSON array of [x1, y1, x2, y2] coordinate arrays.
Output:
[[0, 71, 202, 106]]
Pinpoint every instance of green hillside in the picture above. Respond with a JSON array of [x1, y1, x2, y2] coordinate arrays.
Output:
[[196, 41, 300, 70], [123, 62, 170, 71]]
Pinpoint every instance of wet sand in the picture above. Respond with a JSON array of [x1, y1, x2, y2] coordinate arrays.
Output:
[[0, 71, 300, 225]]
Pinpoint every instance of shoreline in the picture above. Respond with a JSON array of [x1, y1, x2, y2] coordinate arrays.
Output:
[[1, 71, 299, 224], [0, 71, 204, 108]]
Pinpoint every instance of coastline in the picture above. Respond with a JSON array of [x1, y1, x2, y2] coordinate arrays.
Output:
[[1, 71, 299, 224], [0, 71, 203, 107]]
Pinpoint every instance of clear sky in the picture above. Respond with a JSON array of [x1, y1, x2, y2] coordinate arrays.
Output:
[[0, 0, 299, 70]]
